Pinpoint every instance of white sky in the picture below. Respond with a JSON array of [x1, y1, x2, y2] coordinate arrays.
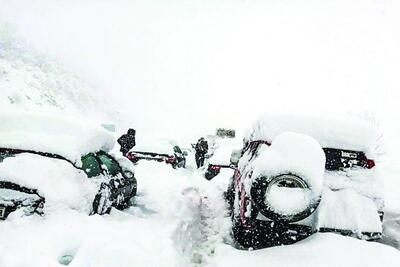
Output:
[[1, 0, 399, 149]]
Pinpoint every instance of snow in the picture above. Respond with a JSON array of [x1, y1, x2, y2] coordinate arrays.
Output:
[[315, 167, 384, 233], [0, 25, 113, 124], [0, 112, 115, 165], [266, 186, 313, 217], [0, 153, 98, 214], [0, 145, 399, 267], [210, 233, 400, 267], [317, 188, 382, 233], [247, 112, 381, 158], [248, 132, 326, 199], [131, 137, 180, 156], [1, 0, 400, 266], [208, 137, 242, 166]]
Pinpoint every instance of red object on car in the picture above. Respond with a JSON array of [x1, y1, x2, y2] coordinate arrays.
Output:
[[165, 156, 177, 164]]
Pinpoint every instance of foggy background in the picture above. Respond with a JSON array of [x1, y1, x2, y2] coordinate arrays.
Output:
[[1, 0, 399, 150]]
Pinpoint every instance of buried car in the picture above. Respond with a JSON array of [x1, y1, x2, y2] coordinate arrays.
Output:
[[0, 113, 137, 220], [127, 140, 186, 169], [226, 113, 384, 249], [204, 136, 242, 180]]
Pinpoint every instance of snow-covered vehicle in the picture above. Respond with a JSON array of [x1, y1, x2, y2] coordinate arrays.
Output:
[[127, 140, 186, 169], [226, 113, 384, 249], [204, 137, 242, 180], [0, 113, 137, 220]]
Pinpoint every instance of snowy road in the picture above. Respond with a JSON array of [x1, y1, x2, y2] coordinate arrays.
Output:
[[1, 157, 400, 267]]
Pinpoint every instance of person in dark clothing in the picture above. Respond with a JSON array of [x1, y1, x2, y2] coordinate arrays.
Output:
[[195, 137, 208, 168], [118, 129, 136, 156]]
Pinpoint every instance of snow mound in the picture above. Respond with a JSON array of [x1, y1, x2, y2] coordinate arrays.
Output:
[[0, 24, 113, 122], [208, 137, 242, 165], [0, 112, 115, 165], [246, 112, 380, 157], [0, 153, 98, 213], [317, 188, 382, 233], [248, 132, 326, 197], [210, 233, 400, 267]]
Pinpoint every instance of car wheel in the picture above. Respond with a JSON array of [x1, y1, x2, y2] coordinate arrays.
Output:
[[92, 182, 112, 215], [250, 174, 321, 223]]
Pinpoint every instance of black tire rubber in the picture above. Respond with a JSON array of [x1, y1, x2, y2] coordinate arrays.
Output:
[[92, 183, 112, 215], [232, 217, 314, 249], [225, 176, 235, 213], [250, 174, 321, 223]]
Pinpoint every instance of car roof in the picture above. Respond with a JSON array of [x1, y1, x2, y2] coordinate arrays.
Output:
[[245, 112, 380, 157], [0, 112, 115, 167]]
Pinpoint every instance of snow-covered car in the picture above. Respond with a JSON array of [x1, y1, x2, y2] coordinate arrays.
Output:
[[204, 137, 242, 180], [127, 139, 186, 169], [226, 113, 384, 249], [0, 113, 137, 220]]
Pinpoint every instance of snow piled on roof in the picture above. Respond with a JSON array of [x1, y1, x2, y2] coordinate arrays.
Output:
[[246, 112, 381, 157], [0, 153, 98, 213], [0, 112, 115, 165]]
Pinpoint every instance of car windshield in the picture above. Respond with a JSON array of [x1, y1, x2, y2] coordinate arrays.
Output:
[[97, 153, 120, 177], [81, 153, 102, 178]]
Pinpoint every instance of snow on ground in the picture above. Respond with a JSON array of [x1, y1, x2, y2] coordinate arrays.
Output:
[[210, 233, 400, 267], [1, 154, 400, 267], [1, 1, 400, 265]]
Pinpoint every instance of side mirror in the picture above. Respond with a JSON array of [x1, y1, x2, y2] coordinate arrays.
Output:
[[230, 149, 241, 166]]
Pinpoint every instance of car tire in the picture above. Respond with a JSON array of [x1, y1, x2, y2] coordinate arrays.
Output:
[[92, 182, 112, 215], [250, 174, 321, 223]]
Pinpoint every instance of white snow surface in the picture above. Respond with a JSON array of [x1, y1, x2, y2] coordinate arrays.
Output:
[[210, 233, 400, 267], [208, 137, 242, 165], [0, 25, 114, 124], [0, 150, 399, 267], [131, 137, 179, 155], [0, 112, 115, 165], [247, 112, 381, 157], [317, 188, 382, 233], [247, 132, 326, 199], [266, 186, 313, 217], [0, 153, 98, 214], [315, 168, 384, 233]]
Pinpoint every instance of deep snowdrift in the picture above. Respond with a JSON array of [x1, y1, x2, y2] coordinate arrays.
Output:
[[1, 158, 399, 267], [0, 154, 98, 214]]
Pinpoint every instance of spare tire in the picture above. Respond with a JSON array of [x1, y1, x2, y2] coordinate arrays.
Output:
[[250, 173, 321, 223]]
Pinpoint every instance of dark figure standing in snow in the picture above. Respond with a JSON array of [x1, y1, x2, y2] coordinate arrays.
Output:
[[195, 137, 208, 168], [118, 129, 136, 156]]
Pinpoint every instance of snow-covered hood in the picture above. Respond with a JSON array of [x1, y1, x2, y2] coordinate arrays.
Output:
[[0, 153, 99, 213], [0, 112, 115, 166], [246, 113, 380, 158]]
